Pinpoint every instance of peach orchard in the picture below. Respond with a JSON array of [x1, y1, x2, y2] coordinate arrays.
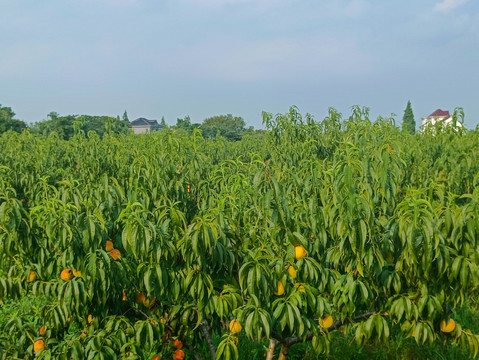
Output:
[[0, 107, 479, 359]]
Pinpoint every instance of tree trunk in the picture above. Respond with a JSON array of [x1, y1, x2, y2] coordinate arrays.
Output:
[[200, 321, 216, 360], [265, 338, 279, 360], [277, 343, 290, 360]]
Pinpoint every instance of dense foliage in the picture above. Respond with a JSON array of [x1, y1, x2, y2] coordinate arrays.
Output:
[[0, 106, 478, 360], [0, 104, 27, 134], [31, 112, 131, 139], [201, 114, 247, 141], [173, 114, 249, 141]]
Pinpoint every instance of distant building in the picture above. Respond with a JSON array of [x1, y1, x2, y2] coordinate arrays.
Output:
[[421, 109, 463, 131], [130, 118, 162, 134]]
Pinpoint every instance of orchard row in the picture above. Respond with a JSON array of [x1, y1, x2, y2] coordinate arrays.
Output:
[[1, 107, 478, 359]]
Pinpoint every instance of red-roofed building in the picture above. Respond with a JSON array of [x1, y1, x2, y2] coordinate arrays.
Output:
[[428, 109, 450, 118], [421, 109, 463, 130]]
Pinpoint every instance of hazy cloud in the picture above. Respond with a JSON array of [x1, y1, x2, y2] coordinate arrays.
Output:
[[180, 0, 279, 7], [345, 0, 369, 18], [153, 37, 376, 82], [99, 0, 138, 4], [434, 0, 468, 12], [0, 42, 54, 78]]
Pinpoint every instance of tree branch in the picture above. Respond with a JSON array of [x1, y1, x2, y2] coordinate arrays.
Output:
[[200, 319, 216, 360], [278, 343, 290, 360], [265, 338, 279, 360]]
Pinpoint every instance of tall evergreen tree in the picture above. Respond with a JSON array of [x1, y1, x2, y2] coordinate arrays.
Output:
[[160, 116, 167, 128], [402, 100, 416, 134], [122, 110, 129, 122]]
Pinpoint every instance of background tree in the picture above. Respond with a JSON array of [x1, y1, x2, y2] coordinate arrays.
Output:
[[174, 115, 200, 133], [402, 100, 416, 134], [201, 114, 246, 141], [176, 115, 191, 130], [78, 115, 131, 135], [32, 113, 131, 139], [0, 104, 27, 134], [122, 110, 129, 123], [32, 112, 76, 139], [160, 116, 167, 128]]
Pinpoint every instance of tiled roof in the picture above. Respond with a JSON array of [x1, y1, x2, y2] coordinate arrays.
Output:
[[131, 118, 159, 126], [427, 109, 450, 118]]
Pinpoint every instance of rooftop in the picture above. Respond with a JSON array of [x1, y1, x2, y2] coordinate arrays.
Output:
[[426, 109, 450, 118], [131, 118, 159, 126]]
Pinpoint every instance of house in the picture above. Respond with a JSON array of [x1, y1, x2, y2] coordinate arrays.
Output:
[[421, 109, 464, 130], [130, 118, 162, 134]]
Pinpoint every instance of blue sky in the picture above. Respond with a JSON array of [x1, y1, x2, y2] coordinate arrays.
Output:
[[1, 0, 478, 128]]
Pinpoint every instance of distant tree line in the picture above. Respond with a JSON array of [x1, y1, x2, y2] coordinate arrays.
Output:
[[0, 104, 131, 139], [0, 102, 423, 141], [31, 112, 131, 139], [0, 104, 258, 141]]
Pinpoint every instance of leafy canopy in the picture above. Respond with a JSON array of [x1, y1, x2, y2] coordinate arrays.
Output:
[[201, 114, 246, 141], [31, 112, 131, 139], [0, 104, 27, 134]]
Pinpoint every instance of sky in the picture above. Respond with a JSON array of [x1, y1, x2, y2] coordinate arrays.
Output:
[[0, 0, 478, 129]]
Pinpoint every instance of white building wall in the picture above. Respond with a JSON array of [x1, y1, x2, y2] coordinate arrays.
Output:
[[422, 116, 464, 130], [132, 126, 151, 134]]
